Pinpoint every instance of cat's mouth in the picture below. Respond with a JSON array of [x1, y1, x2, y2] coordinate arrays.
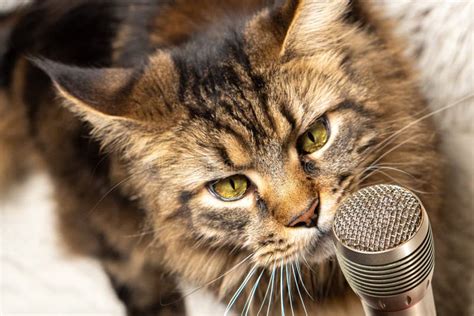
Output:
[[253, 224, 334, 268], [247, 193, 342, 268]]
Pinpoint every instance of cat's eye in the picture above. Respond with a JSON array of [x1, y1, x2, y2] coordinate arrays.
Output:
[[298, 117, 329, 154], [208, 175, 249, 201]]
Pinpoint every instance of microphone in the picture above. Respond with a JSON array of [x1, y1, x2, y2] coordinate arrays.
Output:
[[333, 184, 436, 316]]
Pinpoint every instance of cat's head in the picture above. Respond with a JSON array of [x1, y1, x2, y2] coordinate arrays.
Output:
[[36, 0, 439, 269]]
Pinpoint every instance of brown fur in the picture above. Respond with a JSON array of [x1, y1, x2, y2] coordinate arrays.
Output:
[[0, 59, 38, 194], [1, 0, 447, 315]]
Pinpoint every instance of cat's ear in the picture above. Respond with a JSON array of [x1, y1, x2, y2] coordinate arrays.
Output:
[[254, 0, 370, 58], [280, 0, 347, 55], [32, 58, 141, 121]]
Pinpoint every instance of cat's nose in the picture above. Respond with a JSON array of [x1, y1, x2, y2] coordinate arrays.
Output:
[[286, 198, 319, 228]]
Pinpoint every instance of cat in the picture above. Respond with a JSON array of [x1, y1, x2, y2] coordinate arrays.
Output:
[[0, 0, 446, 315]]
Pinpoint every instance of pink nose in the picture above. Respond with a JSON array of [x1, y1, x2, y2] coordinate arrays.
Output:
[[286, 198, 319, 228]]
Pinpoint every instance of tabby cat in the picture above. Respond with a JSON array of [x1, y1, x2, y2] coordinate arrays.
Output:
[[0, 0, 445, 315]]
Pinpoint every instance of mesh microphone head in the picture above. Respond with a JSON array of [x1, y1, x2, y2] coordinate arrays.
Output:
[[333, 184, 434, 308], [334, 185, 422, 252]]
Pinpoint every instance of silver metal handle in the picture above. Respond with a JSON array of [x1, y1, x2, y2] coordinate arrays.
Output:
[[362, 286, 436, 316]]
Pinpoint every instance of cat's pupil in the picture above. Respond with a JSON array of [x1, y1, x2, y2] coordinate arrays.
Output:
[[229, 178, 236, 190], [308, 131, 315, 143]]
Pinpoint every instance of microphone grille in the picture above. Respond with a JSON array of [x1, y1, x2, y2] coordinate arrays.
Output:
[[334, 185, 422, 252]]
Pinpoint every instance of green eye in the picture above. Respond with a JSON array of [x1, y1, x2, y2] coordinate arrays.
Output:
[[298, 118, 329, 154], [209, 175, 249, 201]]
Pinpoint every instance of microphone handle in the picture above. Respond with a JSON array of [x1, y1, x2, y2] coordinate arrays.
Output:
[[361, 286, 437, 316]]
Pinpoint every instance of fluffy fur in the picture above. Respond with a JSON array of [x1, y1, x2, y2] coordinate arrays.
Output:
[[1, 0, 449, 315]]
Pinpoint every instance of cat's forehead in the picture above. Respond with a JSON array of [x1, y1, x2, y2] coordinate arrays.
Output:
[[164, 47, 347, 143], [141, 17, 376, 170]]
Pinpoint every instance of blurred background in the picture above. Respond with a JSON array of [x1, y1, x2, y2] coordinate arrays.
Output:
[[1, 1, 472, 315]]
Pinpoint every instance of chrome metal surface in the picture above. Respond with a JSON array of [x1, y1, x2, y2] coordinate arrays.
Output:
[[334, 185, 422, 252], [333, 184, 436, 314]]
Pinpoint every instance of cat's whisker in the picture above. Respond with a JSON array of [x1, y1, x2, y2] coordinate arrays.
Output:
[[280, 260, 285, 316], [295, 261, 313, 300], [351, 161, 422, 188], [353, 166, 380, 188], [128, 222, 184, 242], [87, 173, 137, 215], [350, 165, 382, 188], [175, 252, 255, 305], [123, 228, 156, 238], [366, 94, 473, 159], [351, 164, 420, 194], [257, 260, 275, 316], [133, 225, 156, 249], [285, 262, 295, 316], [361, 102, 433, 129], [225, 262, 259, 316], [229, 243, 247, 256], [372, 103, 438, 127], [194, 243, 230, 270], [142, 234, 159, 256], [386, 94, 473, 143], [375, 161, 418, 167], [266, 258, 277, 316], [358, 180, 387, 191], [350, 94, 474, 183], [242, 268, 265, 316], [351, 133, 427, 190], [301, 254, 316, 274], [291, 263, 308, 316], [90, 151, 113, 177], [370, 169, 432, 195], [86, 163, 162, 216], [358, 167, 429, 194], [369, 134, 422, 168], [356, 134, 422, 175], [324, 260, 338, 299], [375, 166, 421, 181]]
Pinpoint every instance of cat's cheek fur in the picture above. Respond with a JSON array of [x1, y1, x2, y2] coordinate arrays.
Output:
[[316, 188, 341, 233], [191, 193, 255, 241]]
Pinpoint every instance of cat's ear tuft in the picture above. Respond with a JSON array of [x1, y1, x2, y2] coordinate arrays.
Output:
[[280, 0, 351, 56], [31, 58, 137, 119], [268, 0, 301, 40], [254, 0, 372, 58]]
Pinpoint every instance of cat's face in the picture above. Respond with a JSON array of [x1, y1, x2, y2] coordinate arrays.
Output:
[[40, 0, 439, 270], [148, 54, 384, 267]]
